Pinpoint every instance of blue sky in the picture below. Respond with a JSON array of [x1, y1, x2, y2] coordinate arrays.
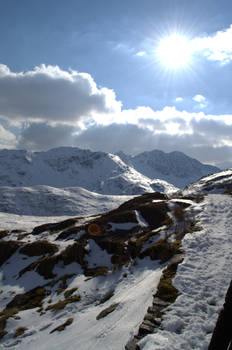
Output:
[[1, 0, 232, 168]]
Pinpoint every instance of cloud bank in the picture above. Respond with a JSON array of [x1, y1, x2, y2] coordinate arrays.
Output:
[[0, 64, 232, 168], [193, 25, 232, 64], [0, 64, 121, 123]]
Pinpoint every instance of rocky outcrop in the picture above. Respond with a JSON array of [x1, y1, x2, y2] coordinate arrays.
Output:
[[19, 240, 58, 256], [0, 240, 22, 266]]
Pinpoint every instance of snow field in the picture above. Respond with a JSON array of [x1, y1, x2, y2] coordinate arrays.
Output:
[[1, 258, 163, 350]]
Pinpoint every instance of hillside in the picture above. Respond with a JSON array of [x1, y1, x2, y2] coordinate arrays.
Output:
[[0, 169, 232, 349]]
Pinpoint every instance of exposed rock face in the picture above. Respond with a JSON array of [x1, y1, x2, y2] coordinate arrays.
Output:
[[0, 240, 21, 266], [96, 303, 119, 320], [6, 287, 47, 310], [19, 240, 59, 256], [31, 218, 79, 235]]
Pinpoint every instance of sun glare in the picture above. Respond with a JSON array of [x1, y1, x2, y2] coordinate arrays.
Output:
[[157, 34, 193, 70]]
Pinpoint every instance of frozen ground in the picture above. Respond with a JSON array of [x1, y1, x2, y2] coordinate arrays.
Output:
[[0, 186, 134, 216]]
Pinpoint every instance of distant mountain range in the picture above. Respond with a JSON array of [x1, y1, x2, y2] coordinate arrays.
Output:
[[0, 147, 219, 195], [117, 149, 220, 188]]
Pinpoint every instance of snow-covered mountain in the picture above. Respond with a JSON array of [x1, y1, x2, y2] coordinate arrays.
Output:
[[118, 150, 219, 188], [0, 171, 232, 349], [0, 148, 219, 195], [0, 148, 177, 195]]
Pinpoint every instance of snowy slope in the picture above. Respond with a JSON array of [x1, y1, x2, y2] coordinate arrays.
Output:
[[118, 150, 220, 188], [139, 193, 232, 350], [0, 167, 231, 350], [183, 168, 232, 195], [0, 148, 177, 195], [0, 192, 176, 349], [0, 185, 134, 216]]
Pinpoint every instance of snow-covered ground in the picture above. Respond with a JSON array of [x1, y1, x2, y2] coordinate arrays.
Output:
[[0, 186, 134, 216], [2, 259, 162, 350], [0, 212, 76, 233], [139, 194, 232, 350], [1, 179, 232, 349]]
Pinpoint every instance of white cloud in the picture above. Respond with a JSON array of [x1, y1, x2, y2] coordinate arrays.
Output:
[[2, 102, 232, 167], [0, 62, 232, 167], [192, 94, 206, 103], [175, 97, 183, 102], [135, 51, 146, 57], [192, 25, 232, 64], [0, 64, 121, 124], [192, 94, 208, 108]]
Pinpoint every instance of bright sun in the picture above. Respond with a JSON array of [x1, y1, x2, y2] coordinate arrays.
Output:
[[157, 34, 192, 70]]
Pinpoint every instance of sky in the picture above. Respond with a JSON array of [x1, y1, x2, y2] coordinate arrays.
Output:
[[1, 0, 232, 168]]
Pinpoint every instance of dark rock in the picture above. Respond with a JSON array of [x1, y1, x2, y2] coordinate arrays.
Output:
[[208, 280, 232, 349], [144, 313, 161, 326], [138, 322, 155, 335], [141, 239, 181, 263], [6, 286, 47, 310], [125, 339, 140, 350], [118, 193, 167, 211], [35, 256, 59, 279], [0, 230, 9, 239], [19, 240, 58, 256], [56, 226, 81, 240], [84, 266, 108, 277], [168, 253, 185, 268], [19, 241, 87, 279], [0, 240, 21, 266], [147, 305, 161, 316], [96, 303, 119, 320], [139, 202, 168, 228], [152, 297, 170, 308], [61, 242, 86, 265], [50, 318, 73, 334], [31, 218, 78, 235], [142, 319, 157, 328]]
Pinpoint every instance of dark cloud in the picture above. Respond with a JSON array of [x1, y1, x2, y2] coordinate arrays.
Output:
[[138, 118, 165, 129], [73, 122, 232, 168], [0, 64, 121, 123], [17, 123, 76, 151], [191, 118, 232, 139], [74, 123, 155, 154]]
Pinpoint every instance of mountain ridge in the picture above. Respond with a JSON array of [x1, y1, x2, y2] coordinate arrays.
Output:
[[0, 147, 219, 193]]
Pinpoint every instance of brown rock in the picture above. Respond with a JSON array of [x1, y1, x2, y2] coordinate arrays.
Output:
[[96, 303, 119, 320], [19, 240, 58, 256], [0, 240, 21, 266]]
